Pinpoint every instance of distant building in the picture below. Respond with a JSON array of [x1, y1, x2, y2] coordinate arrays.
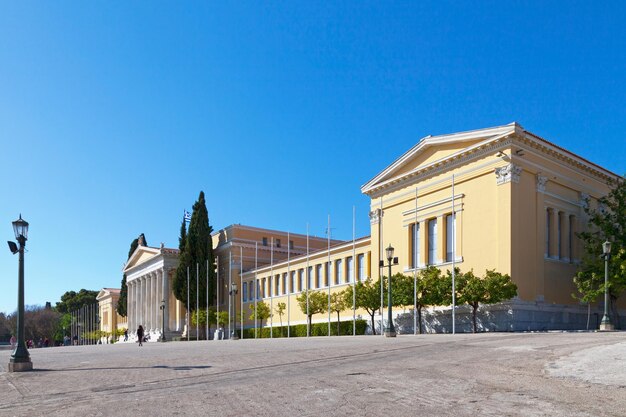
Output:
[[96, 288, 127, 341]]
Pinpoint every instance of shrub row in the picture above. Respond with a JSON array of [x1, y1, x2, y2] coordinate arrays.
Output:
[[240, 319, 367, 339]]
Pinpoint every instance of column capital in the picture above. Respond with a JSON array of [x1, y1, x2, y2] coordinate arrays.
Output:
[[495, 163, 522, 185]]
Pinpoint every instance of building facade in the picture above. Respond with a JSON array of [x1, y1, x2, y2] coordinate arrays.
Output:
[[116, 123, 623, 336]]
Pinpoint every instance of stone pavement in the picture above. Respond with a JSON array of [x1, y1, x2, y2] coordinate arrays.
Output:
[[1, 332, 625, 416]]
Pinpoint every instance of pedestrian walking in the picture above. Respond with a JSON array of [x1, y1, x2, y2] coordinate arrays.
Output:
[[9, 335, 16, 348], [124, 329, 128, 342], [137, 325, 144, 347]]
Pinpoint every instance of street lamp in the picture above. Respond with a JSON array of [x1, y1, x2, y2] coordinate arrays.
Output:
[[7, 214, 32, 372], [379, 244, 399, 337], [599, 241, 614, 331], [229, 282, 239, 340], [159, 300, 166, 342]]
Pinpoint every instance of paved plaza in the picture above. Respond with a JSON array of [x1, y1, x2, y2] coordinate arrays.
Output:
[[1, 332, 625, 416]]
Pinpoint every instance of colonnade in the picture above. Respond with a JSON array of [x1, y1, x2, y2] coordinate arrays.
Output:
[[127, 268, 170, 337]]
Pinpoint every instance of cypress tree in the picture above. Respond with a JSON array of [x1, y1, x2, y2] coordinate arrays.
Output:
[[117, 234, 147, 317], [173, 192, 215, 310]]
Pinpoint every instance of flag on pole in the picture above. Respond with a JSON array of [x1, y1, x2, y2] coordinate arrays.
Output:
[[184, 210, 192, 222]]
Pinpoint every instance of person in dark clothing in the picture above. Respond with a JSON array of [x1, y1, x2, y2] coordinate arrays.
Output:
[[137, 325, 144, 347]]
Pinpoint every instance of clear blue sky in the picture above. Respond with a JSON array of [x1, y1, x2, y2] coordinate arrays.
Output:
[[1, 2, 624, 314]]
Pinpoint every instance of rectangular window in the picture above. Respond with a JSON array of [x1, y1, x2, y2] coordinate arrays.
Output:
[[558, 212, 562, 259], [256, 280, 261, 299], [276, 239, 281, 248], [282, 273, 287, 295], [289, 240, 294, 250], [546, 209, 551, 257], [446, 214, 455, 262], [569, 215, 574, 262], [316, 265, 322, 288], [411, 223, 420, 268], [428, 218, 437, 265], [336, 259, 343, 284], [262, 237, 268, 246], [358, 254, 365, 281], [347, 257, 354, 283], [308, 266, 313, 289], [243, 282, 248, 302], [275, 275, 280, 296], [261, 278, 266, 298], [249, 281, 254, 301], [291, 271, 296, 294], [298, 269, 304, 292]]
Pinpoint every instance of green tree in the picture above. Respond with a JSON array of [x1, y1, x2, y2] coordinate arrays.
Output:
[[457, 269, 517, 333], [394, 268, 448, 334], [217, 311, 229, 328], [574, 178, 626, 329], [55, 289, 98, 314], [173, 191, 215, 310], [343, 278, 383, 335], [118, 233, 146, 317], [249, 301, 271, 331], [275, 302, 286, 336], [296, 290, 328, 336], [330, 291, 348, 336]]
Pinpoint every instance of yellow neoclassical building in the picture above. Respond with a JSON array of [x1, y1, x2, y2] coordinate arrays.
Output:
[[107, 122, 622, 339]]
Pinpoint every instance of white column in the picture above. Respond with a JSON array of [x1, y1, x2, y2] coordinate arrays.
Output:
[[154, 271, 159, 331], [162, 268, 170, 333], [148, 274, 154, 331], [128, 280, 132, 332], [140, 276, 145, 328]]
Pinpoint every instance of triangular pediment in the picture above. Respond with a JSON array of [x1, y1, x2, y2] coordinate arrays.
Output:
[[361, 123, 521, 195], [123, 245, 161, 272]]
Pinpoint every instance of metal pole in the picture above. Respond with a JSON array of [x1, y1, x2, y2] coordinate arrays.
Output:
[[306, 224, 310, 337], [216, 255, 220, 338], [601, 252, 611, 328], [187, 266, 190, 341], [240, 246, 244, 340], [353, 206, 356, 336], [414, 187, 418, 335], [380, 197, 384, 337], [452, 174, 456, 335], [287, 232, 290, 338], [196, 262, 199, 341], [270, 237, 274, 338], [206, 259, 209, 341], [228, 252, 232, 339], [327, 215, 331, 337], [386, 258, 396, 337], [255, 242, 258, 338]]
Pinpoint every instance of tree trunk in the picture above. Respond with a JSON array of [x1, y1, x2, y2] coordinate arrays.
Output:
[[370, 313, 376, 335], [307, 315, 312, 337], [336, 312, 341, 336], [472, 303, 478, 333]]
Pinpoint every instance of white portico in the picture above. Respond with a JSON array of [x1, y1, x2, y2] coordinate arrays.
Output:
[[123, 242, 185, 341]]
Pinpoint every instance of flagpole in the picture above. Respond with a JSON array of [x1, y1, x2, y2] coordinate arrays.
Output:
[[255, 242, 258, 339], [380, 196, 384, 337], [306, 223, 310, 337], [414, 186, 418, 335], [327, 215, 331, 337], [240, 246, 244, 340], [196, 262, 199, 341], [287, 231, 291, 338], [352, 205, 356, 336], [187, 266, 190, 342], [228, 252, 232, 339], [216, 255, 220, 340], [452, 173, 456, 335], [270, 237, 274, 339], [206, 259, 209, 341]]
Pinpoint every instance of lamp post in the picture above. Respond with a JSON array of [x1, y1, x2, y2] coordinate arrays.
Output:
[[380, 244, 398, 338], [229, 282, 239, 340], [599, 241, 614, 331], [159, 300, 166, 342], [7, 215, 32, 372]]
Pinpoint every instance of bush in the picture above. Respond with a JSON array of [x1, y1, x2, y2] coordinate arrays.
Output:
[[241, 319, 367, 338]]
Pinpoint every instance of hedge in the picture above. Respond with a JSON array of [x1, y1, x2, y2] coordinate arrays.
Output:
[[241, 319, 367, 339]]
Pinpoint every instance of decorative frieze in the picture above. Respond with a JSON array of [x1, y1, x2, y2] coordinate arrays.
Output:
[[369, 208, 383, 225], [495, 163, 522, 185], [536, 174, 548, 192]]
